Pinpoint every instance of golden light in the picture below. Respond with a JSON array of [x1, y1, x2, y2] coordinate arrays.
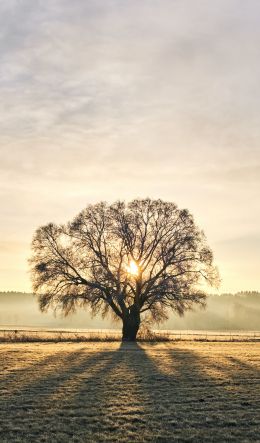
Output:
[[127, 260, 139, 276]]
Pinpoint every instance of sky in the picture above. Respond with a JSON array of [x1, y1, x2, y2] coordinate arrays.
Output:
[[0, 0, 259, 293]]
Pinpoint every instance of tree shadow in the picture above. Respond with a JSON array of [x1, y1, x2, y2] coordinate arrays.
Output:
[[0, 342, 259, 442], [130, 343, 260, 441], [0, 345, 122, 442], [0, 347, 86, 394]]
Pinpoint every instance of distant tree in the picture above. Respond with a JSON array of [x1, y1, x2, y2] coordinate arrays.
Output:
[[30, 199, 219, 341]]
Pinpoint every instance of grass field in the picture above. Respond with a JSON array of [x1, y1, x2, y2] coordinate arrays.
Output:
[[0, 342, 259, 442]]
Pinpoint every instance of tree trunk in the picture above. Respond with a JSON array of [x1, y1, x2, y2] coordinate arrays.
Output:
[[122, 306, 140, 341]]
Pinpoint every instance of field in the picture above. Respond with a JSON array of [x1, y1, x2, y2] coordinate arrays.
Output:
[[0, 342, 259, 442]]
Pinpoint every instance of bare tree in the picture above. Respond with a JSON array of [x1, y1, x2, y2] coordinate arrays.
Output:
[[30, 199, 219, 341]]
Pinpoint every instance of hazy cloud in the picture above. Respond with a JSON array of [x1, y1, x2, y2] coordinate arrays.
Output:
[[0, 0, 260, 291]]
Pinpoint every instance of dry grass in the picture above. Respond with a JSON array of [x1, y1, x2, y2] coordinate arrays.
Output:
[[1, 329, 259, 343], [0, 329, 170, 343], [0, 330, 122, 343], [0, 342, 259, 442]]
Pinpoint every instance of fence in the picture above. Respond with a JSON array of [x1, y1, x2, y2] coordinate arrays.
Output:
[[0, 327, 260, 342]]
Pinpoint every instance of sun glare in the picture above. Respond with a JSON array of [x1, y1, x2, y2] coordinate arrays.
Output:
[[127, 260, 139, 276]]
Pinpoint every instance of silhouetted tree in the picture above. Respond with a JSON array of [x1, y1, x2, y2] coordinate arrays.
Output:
[[30, 199, 219, 341]]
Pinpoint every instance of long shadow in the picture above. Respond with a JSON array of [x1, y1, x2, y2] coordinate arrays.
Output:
[[0, 348, 82, 394], [227, 355, 260, 376], [130, 343, 260, 442], [223, 355, 260, 399], [62, 342, 254, 442], [0, 346, 122, 442], [1, 342, 259, 442]]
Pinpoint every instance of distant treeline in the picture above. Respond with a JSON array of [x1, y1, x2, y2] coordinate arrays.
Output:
[[216, 291, 260, 297], [0, 291, 34, 295], [0, 291, 260, 331], [1, 291, 259, 297]]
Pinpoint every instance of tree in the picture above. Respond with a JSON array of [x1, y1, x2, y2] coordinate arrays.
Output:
[[30, 199, 219, 341]]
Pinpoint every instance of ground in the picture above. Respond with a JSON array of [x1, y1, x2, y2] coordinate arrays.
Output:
[[0, 342, 259, 442]]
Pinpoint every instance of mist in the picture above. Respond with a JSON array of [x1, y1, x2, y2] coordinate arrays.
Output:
[[1, 292, 259, 331]]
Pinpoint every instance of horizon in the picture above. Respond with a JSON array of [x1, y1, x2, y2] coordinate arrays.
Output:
[[1, 289, 260, 295], [1, 289, 259, 332]]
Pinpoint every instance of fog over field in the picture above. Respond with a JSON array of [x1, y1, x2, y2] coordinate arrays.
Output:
[[1, 292, 259, 331]]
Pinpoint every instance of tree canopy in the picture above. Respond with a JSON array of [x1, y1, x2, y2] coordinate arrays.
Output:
[[30, 198, 219, 340]]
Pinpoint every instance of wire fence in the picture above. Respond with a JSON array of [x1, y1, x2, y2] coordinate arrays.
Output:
[[161, 330, 260, 342], [0, 327, 260, 342]]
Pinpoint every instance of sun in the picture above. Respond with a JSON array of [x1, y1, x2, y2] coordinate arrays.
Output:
[[127, 260, 139, 276]]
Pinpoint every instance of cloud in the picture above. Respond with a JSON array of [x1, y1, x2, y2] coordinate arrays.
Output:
[[0, 0, 260, 291]]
